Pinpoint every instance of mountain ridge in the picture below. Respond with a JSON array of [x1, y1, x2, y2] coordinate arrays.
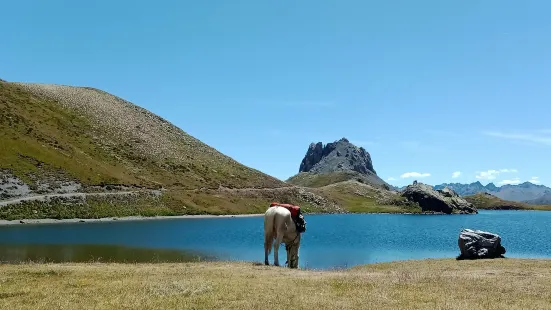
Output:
[[433, 181, 550, 203]]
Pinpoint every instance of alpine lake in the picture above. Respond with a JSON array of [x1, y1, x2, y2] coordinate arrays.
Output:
[[1, 210, 551, 269]]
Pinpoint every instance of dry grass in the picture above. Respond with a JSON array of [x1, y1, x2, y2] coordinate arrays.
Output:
[[1, 81, 284, 190], [287, 171, 388, 189], [2, 259, 550, 309], [313, 180, 420, 213]]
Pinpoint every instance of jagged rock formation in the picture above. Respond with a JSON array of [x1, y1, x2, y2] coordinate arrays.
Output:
[[291, 138, 388, 188], [299, 138, 376, 175], [401, 182, 477, 214], [457, 229, 506, 260]]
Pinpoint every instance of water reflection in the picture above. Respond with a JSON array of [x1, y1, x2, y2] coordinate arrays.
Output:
[[0, 243, 217, 263]]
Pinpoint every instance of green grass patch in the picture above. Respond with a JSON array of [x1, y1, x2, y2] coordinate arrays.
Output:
[[0, 193, 187, 220], [313, 181, 421, 214], [465, 193, 551, 211]]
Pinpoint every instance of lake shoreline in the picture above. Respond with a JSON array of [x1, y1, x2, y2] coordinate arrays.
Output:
[[0, 213, 266, 226], [0, 211, 413, 226], [0, 209, 536, 226]]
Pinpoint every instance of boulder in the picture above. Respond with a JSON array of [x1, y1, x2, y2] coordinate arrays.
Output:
[[457, 229, 506, 260], [401, 182, 477, 214]]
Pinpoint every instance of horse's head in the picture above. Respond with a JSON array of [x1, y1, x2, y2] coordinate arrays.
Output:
[[285, 233, 301, 269]]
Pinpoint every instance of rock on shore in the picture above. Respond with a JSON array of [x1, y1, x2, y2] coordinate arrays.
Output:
[[457, 228, 506, 259]]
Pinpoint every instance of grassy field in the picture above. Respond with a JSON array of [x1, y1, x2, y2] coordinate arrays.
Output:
[[287, 171, 368, 188], [312, 181, 421, 214], [287, 171, 389, 189], [465, 193, 551, 211], [1, 259, 550, 309]]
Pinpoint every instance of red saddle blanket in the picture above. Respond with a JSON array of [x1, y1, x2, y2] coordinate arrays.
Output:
[[270, 202, 301, 218]]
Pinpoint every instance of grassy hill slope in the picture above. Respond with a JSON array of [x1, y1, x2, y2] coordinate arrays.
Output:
[[1, 81, 346, 218], [2, 82, 284, 190], [0, 81, 432, 219], [310, 180, 419, 213], [465, 192, 551, 211]]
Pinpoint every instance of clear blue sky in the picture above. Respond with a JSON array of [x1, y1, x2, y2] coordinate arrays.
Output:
[[2, 0, 550, 187]]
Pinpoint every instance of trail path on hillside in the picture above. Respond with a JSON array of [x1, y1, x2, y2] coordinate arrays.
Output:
[[185, 186, 298, 192], [0, 186, 303, 208], [0, 191, 137, 207]]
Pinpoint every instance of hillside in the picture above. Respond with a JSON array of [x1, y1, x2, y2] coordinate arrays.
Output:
[[464, 192, 551, 211], [0, 80, 498, 219], [434, 181, 551, 203], [0, 81, 343, 218], [309, 180, 420, 213], [3, 82, 284, 189]]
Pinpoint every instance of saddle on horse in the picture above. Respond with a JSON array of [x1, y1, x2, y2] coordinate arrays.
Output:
[[270, 202, 306, 233]]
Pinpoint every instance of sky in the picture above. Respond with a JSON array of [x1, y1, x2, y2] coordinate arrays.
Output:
[[2, 0, 551, 187]]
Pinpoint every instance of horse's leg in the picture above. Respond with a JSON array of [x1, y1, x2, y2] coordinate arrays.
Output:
[[264, 237, 272, 265], [264, 211, 274, 265], [286, 245, 290, 266], [273, 215, 286, 267], [273, 233, 284, 266], [264, 232, 274, 266]]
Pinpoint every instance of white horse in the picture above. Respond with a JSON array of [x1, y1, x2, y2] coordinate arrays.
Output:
[[264, 205, 301, 268]]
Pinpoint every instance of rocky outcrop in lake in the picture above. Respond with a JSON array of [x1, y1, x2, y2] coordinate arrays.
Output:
[[457, 229, 506, 260], [401, 181, 477, 214]]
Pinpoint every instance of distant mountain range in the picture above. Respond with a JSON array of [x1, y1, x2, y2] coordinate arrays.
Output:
[[525, 192, 551, 205], [390, 181, 551, 205], [432, 181, 551, 205]]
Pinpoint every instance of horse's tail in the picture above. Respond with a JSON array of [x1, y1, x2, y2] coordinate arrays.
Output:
[[264, 208, 276, 255]]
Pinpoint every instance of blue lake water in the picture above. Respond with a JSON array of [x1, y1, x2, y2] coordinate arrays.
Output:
[[1, 210, 551, 269]]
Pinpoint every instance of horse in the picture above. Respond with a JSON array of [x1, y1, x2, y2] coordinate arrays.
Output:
[[264, 205, 302, 268]]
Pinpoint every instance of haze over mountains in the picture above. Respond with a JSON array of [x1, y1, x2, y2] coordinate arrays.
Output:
[[432, 182, 551, 205], [390, 181, 551, 205]]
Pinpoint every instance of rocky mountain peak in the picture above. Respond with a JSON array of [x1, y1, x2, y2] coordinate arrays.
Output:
[[485, 183, 498, 191], [299, 138, 377, 176]]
